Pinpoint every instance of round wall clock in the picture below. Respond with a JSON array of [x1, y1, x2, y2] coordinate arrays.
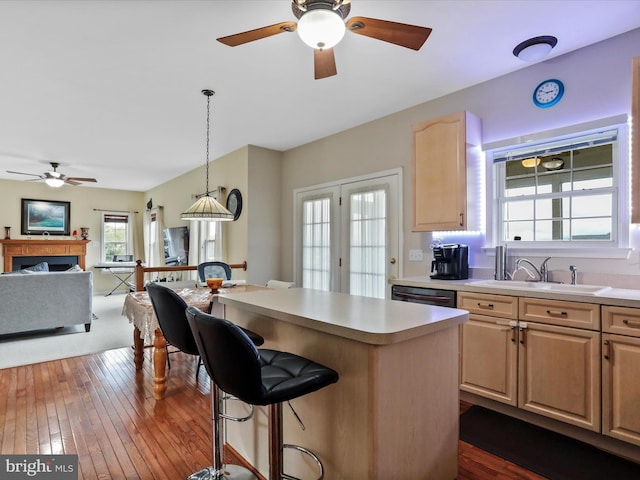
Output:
[[533, 79, 564, 108], [226, 188, 242, 221]]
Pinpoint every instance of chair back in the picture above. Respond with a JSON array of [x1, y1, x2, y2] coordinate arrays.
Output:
[[146, 282, 199, 356], [186, 306, 265, 405], [197, 262, 232, 282]]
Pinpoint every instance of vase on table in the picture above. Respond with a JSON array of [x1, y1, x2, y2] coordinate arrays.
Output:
[[4, 226, 10, 240]]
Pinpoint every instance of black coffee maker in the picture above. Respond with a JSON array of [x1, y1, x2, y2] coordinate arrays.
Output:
[[430, 244, 469, 280]]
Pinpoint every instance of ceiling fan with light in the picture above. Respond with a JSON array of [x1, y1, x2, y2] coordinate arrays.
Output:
[[217, 0, 433, 79], [6, 162, 97, 187]]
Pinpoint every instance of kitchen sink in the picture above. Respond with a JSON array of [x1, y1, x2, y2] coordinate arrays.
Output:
[[467, 279, 611, 295]]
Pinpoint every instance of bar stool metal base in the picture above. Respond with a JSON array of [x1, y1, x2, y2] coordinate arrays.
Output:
[[187, 464, 257, 480]]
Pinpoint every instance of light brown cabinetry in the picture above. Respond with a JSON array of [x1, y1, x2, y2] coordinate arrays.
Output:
[[602, 305, 640, 446], [459, 292, 518, 405], [459, 292, 601, 432], [412, 111, 481, 232]]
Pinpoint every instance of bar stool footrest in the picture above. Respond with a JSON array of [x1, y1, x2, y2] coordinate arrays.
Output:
[[282, 444, 324, 480]]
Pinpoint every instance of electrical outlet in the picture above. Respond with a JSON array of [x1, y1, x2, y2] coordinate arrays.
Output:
[[408, 249, 424, 261]]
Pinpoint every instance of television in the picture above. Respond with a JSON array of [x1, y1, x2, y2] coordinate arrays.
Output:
[[163, 226, 189, 265]]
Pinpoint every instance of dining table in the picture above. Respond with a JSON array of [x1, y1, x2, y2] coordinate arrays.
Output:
[[121, 284, 268, 399]]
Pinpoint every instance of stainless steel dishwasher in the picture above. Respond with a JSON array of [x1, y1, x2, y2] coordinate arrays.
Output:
[[391, 284, 457, 307]]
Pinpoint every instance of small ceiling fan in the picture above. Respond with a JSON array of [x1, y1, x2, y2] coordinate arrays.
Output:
[[6, 162, 97, 187], [217, 0, 432, 79]]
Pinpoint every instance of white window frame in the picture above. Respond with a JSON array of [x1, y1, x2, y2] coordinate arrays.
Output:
[[484, 116, 631, 259], [101, 211, 134, 263]]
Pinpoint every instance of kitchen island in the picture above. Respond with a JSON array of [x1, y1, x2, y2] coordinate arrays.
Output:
[[218, 288, 468, 480]]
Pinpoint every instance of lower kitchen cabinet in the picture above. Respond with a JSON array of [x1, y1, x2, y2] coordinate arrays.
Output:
[[459, 314, 517, 405], [602, 306, 640, 446], [519, 321, 600, 432], [459, 292, 601, 432]]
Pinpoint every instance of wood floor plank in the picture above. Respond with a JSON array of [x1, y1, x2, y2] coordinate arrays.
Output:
[[1, 346, 558, 479]]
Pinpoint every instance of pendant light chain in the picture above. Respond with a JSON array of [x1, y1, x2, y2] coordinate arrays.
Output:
[[180, 88, 233, 221], [203, 89, 214, 195]]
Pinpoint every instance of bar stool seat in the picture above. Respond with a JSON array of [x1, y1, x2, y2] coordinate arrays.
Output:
[[186, 306, 339, 480]]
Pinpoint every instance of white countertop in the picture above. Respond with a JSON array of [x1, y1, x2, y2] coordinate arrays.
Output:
[[218, 287, 468, 345], [392, 276, 640, 308]]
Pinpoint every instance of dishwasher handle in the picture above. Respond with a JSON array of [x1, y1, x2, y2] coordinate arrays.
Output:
[[392, 292, 454, 305]]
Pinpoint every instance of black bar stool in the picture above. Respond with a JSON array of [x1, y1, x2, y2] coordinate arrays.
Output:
[[186, 307, 339, 480]]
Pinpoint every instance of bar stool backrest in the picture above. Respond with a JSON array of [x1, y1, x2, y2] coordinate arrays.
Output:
[[146, 282, 199, 356], [186, 306, 265, 404]]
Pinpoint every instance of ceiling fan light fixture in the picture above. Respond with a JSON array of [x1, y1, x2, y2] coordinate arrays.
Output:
[[513, 35, 557, 62], [521, 157, 541, 168], [297, 8, 346, 49], [45, 177, 64, 188]]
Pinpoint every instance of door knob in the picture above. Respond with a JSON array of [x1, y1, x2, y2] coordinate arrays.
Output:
[[390, 258, 397, 264]]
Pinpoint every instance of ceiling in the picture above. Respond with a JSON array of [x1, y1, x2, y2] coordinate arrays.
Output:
[[1, 0, 639, 192]]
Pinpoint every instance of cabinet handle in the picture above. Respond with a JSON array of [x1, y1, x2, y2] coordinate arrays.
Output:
[[603, 339, 611, 360], [477, 302, 494, 309], [508, 320, 518, 343], [519, 322, 527, 345], [459, 213, 464, 226], [547, 309, 568, 317], [623, 319, 640, 328]]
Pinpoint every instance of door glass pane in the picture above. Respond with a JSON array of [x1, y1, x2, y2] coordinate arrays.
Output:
[[302, 197, 331, 291], [349, 188, 386, 299]]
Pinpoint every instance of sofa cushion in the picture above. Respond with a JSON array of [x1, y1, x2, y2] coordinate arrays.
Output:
[[65, 264, 83, 272], [23, 261, 50, 273]]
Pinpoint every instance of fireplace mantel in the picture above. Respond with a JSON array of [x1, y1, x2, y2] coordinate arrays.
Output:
[[0, 239, 90, 272]]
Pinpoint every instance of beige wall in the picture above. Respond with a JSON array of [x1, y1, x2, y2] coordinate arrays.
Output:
[[280, 28, 640, 281], [0, 178, 144, 292]]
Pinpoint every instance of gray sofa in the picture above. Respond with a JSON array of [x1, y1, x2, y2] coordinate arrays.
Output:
[[0, 271, 93, 335]]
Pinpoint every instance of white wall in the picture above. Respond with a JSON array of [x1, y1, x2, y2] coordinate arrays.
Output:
[[279, 28, 640, 287]]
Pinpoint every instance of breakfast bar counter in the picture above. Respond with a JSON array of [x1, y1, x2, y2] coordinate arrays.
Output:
[[218, 288, 468, 479]]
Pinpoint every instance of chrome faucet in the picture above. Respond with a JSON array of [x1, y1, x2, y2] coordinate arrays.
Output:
[[514, 258, 543, 282], [539, 257, 552, 283]]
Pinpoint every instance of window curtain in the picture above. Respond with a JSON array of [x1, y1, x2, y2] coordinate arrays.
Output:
[[188, 220, 224, 266], [130, 210, 140, 262], [143, 207, 165, 267]]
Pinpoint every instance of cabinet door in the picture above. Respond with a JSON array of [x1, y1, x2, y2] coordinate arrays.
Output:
[[518, 322, 600, 432], [412, 111, 481, 231], [460, 314, 517, 406], [603, 333, 640, 446]]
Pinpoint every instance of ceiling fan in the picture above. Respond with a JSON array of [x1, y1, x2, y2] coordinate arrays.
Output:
[[6, 162, 97, 187], [217, 0, 433, 79]]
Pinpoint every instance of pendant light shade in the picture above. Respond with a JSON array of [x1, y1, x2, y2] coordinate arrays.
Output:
[[181, 89, 234, 221], [181, 194, 234, 220]]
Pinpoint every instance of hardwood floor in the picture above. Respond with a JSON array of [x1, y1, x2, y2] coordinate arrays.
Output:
[[0, 347, 545, 479]]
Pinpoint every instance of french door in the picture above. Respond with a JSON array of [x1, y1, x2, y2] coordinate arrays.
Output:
[[294, 170, 401, 299]]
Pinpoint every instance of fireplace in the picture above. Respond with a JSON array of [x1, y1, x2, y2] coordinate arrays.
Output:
[[0, 239, 89, 272], [12, 255, 78, 272]]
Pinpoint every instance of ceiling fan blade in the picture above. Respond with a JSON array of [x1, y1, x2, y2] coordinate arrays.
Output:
[[65, 180, 82, 186], [66, 177, 97, 183], [6, 170, 41, 177], [346, 16, 432, 51], [217, 22, 297, 47], [314, 48, 337, 80]]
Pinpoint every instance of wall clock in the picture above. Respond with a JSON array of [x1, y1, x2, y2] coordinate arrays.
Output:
[[533, 79, 564, 108], [226, 188, 242, 221]]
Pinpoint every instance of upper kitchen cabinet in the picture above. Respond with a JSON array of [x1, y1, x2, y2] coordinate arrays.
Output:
[[412, 111, 482, 232]]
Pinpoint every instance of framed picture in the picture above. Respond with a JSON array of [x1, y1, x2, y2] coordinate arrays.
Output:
[[21, 198, 71, 236]]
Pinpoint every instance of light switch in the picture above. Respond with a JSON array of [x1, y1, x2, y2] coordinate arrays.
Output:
[[409, 249, 424, 261]]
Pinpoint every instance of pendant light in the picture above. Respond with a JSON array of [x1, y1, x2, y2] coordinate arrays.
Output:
[[181, 89, 234, 221]]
